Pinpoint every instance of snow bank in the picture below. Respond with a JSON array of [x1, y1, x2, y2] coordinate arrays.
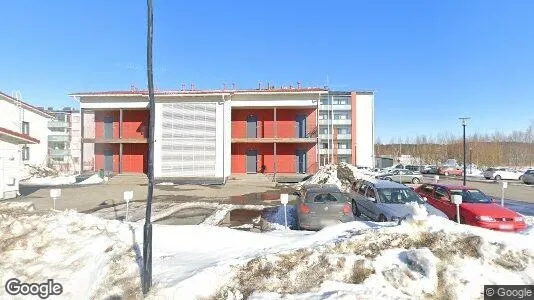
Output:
[[0, 202, 142, 299], [297, 163, 379, 192], [2, 201, 533, 300], [78, 174, 104, 185], [21, 175, 77, 185]]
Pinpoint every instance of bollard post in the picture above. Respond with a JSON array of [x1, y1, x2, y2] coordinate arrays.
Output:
[[501, 181, 507, 207], [50, 189, 61, 210], [124, 191, 133, 221], [280, 194, 289, 230], [452, 195, 463, 224]]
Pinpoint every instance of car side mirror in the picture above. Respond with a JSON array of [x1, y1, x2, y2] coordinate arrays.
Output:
[[423, 197, 428, 202], [367, 197, 376, 202]]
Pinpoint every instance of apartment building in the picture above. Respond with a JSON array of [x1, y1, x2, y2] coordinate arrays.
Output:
[[0, 92, 53, 199], [72, 86, 375, 180], [319, 91, 375, 167], [43, 107, 82, 172]]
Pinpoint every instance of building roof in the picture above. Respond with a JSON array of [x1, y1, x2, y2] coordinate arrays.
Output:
[[0, 127, 40, 144], [70, 87, 330, 98], [0, 92, 55, 119]]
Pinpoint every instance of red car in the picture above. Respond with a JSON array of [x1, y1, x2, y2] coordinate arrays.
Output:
[[415, 183, 527, 232], [438, 166, 463, 176]]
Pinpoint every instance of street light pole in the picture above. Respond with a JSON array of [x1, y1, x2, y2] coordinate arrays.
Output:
[[459, 117, 470, 186], [469, 148, 472, 174], [142, 0, 155, 294]]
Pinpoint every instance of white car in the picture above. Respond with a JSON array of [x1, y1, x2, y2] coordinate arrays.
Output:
[[483, 168, 524, 181]]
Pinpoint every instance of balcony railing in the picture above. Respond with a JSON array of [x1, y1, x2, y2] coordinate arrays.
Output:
[[49, 135, 69, 142], [231, 124, 318, 139], [319, 104, 351, 111], [319, 133, 351, 140], [48, 121, 69, 128], [318, 119, 352, 125], [49, 149, 70, 157]]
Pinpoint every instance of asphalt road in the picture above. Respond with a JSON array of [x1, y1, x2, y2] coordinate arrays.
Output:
[[421, 175, 534, 215]]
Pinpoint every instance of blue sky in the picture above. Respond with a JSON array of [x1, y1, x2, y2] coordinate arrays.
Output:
[[1, 0, 533, 142]]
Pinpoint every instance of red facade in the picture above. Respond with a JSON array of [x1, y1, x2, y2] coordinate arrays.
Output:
[[94, 110, 148, 173], [231, 108, 318, 174]]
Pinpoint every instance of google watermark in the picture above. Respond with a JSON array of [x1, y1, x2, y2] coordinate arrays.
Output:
[[485, 285, 534, 299], [5, 278, 63, 299]]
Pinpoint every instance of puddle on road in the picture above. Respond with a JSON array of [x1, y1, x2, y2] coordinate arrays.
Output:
[[153, 208, 215, 225]]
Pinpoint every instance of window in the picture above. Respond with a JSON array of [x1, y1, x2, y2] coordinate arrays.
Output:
[[334, 113, 348, 120], [365, 187, 376, 199], [338, 143, 348, 149], [339, 157, 349, 163], [421, 184, 434, 196], [22, 122, 29, 135], [358, 183, 368, 196], [435, 187, 449, 200], [319, 114, 329, 120], [22, 146, 30, 160], [337, 127, 350, 134], [320, 128, 328, 134], [72, 116, 80, 122], [322, 143, 329, 149]]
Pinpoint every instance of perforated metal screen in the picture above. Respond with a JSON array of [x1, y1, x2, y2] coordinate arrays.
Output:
[[160, 103, 217, 177]]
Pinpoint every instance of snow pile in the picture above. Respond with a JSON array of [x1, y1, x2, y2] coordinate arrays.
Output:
[[404, 201, 429, 223], [22, 175, 77, 185], [0, 202, 142, 299], [19, 164, 59, 181], [2, 201, 533, 300], [150, 215, 534, 300], [297, 163, 379, 192], [78, 173, 104, 185]]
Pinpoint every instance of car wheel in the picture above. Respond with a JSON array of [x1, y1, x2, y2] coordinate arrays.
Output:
[[412, 177, 421, 184], [518, 176, 522, 181], [495, 175, 501, 181], [352, 200, 361, 217], [385, 177, 392, 181], [444, 172, 449, 176], [378, 214, 387, 222]]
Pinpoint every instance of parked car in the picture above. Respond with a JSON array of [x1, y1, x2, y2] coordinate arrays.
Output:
[[350, 179, 447, 222], [295, 184, 355, 230], [438, 166, 463, 176], [405, 165, 422, 172], [483, 168, 524, 181], [421, 165, 439, 174], [377, 169, 423, 184], [414, 183, 527, 232], [522, 169, 534, 185]]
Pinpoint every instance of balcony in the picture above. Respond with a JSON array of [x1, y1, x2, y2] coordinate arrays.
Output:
[[231, 124, 317, 143], [48, 121, 68, 128], [318, 134, 351, 140], [49, 149, 70, 157], [337, 148, 352, 155], [319, 148, 352, 155], [318, 119, 351, 125], [319, 104, 351, 111], [48, 134, 69, 142]]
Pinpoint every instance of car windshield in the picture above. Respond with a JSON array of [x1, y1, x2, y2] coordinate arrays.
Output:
[[450, 189, 491, 203], [306, 192, 347, 203], [377, 188, 424, 204]]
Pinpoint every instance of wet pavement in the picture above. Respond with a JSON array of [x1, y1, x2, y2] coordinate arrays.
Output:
[[153, 208, 215, 225]]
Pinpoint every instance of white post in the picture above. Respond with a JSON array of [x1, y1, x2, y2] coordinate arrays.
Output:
[[434, 175, 439, 184], [452, 194, 462, 224], [281, 193, 289, 230], [50, 189, 61, 210], [501, 181, 507, 207], [123, 191, 133, 221]]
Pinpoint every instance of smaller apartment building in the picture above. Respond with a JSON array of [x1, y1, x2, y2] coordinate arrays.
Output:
[[73, 88, 374, 181]]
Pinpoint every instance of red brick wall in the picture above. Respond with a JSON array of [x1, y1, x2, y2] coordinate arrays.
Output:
[[231, 143, 317, 174], [232, 108, 317, 138]]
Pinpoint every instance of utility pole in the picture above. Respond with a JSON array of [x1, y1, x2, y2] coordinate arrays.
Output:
[[142, 0, 155, 294], [459, 117, 470, 186], [469, 147, 472, 174]]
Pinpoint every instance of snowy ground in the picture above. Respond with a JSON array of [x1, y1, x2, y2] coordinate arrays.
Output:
[[20, 173, 103, 186], [1, 200, 533, 300]]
